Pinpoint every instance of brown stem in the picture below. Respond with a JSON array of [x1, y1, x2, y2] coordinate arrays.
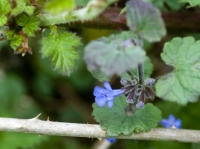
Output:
[[62, 7, 200, 32]]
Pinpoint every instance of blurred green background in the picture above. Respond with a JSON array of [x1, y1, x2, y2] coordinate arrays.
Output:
[[1, 0, 200, 148]]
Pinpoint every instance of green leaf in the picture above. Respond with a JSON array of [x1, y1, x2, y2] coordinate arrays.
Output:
[[6, 30, 23, 50], [179, 0, 200, 7], [45, 0, 75, 14], [156, 37, 200, 105], [16, 13, 40, 36], [91, 69, 111, 82], [11, 0, 35, 16], [0, 0, 11, 15], [84, 33, 146, 77], [93, 96, 161, 137], [75, 0, 90, 6], [0, 15, 7, 27], [40, 31, 81, 76], [126, 0, 166, 42], [144, 0, 184, 11], [0, 0, 11, 26]]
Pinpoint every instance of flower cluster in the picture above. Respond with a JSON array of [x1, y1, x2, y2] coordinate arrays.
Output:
[[93, 82, 124, 108], [159, 114, 182, 128]]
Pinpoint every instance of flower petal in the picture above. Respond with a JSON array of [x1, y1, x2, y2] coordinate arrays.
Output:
[[174, 119, 182, 128], [159, 119, 172, 128], [95, 96, 107, 107], [136, 101, 144, 108], [93, 86, 109, 97], [112, 89, 125, 97], [168, 114, 176, 123], [106, 138, 117, 143], [107, 100, 114, 108], [104, 82, 112, 91]]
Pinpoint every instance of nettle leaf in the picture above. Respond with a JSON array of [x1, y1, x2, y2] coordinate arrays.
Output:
[[6, 30, 23, 50], [156, 37, 200, 105], [93, 96, 161, 137], [11, 0, 35, 16], [84, 33, 146, 77], [16, 13, 40, 36], [179, 0, 200, 7], [0, 0, 11, 27], [45, 0, 75, 14], [0, 16, 7, 27], [126, 0, 166, 42], [41, 31, 81, 76]]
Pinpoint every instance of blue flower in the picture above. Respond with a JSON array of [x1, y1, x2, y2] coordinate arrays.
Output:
[[106, 138, 117, 143], [159, 114, 182, 129], [93, 82, 124, 108]]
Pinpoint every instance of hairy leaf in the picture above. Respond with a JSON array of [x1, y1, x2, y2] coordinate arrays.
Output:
[[6, 30, 23, 50], [0, 0, 11, 14], [126, 0, 166, 42], [156, 37, 200, 105], [93, 96, 161, 137], [179, 0, 200, 7], [84, 33, 146, 77], [40, 31, 81, 76], [44, 0, 75, 14], [11, 0, 35, 16], [16, 13, 40, 36], [0, 16, 7, 27]]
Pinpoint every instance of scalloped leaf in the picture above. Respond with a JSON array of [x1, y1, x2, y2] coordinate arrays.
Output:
[[126, 0, 166, 42], [16, 13, 40, 36], [44, 0, 75, 14], [93, 96, 161, 137], [84, 33, 146, 77], [40, 30, 81, 76], [156, 37, 200, 105]]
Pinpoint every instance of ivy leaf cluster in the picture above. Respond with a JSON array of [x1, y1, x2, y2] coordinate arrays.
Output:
[[93, 96, 161, 137], [156, 37, 200, 105], [40, 30, 81, 76]]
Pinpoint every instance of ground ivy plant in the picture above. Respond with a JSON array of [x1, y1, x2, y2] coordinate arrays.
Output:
[[1, 0, 200, 138]]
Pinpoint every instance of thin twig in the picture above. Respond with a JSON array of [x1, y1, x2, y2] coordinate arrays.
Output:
[[0, 117, 200, 143]]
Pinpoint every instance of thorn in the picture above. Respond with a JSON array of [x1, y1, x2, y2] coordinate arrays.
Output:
[[47, 116, 50, 121], [35, 113, 42, 119], [28, 113, 42, 121], [98, 138, 102, 142]]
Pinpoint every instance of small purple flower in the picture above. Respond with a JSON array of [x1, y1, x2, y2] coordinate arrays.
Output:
[[93, 82, 124, 108], [106, 138, 117, 143], [159, 114, 182, 129]]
